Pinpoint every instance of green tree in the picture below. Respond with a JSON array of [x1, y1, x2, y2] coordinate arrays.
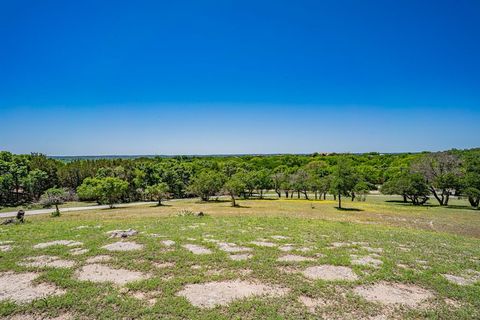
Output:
[[329, 159, 358, 208], [223, 173, 246, 207], [462, 153, 480, 208], [145, 183, 169, 206], [40, 187, 69, 217], [188, 170, 225, 201], [97, 177, 129, 208]]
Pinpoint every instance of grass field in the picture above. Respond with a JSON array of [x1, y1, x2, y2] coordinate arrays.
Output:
[[0, 196, 479, 319]]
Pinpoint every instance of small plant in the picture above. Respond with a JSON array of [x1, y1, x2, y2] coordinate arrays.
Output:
[[176, 209, 195, 217], [40, 187, 69, 217]]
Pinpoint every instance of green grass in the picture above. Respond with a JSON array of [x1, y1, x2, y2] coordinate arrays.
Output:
[[0, 197, 479, 319]]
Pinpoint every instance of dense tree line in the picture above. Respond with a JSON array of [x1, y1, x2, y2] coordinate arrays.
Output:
[[1, 149, 479, 209]]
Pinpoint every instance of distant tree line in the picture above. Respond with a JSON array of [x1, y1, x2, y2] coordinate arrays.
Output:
[[1, 149, 479, 209]]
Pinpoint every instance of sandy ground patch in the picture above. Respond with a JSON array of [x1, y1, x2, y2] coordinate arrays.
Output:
[[298, 247, 312, 252], [271, 235, 289, 240], [161, 240, 175, 247], [102, 241, 143, 251], [303, 265, 358, 281], [75, 264, 150, 285], [86, 255, 112, 263], [298, 295, 328, 313], [153, 262, 175, 268], [362, 246, 384, 253], [182, 244, 212, 255], [442, 270, 480, 286], [70, 248, 89, 255], [353, 282, 433, 307], [250, 241, 276, 247], [351, 255, 383, 268], [0, 245, 12, 252], [279, 245, 294, 252], [18, 255, 75, 268], [0, 271, 65, 303], [33, 240, 83, 249], [277, 254, 315, 262], [330, 242, 350, 248], [217, 242, 252, 253], [106, 229, 138, 238], [203, 238, 220, 243], [177, 279, 289, 308], [130, 290, 161, 306], [229, 253, 253, 261]]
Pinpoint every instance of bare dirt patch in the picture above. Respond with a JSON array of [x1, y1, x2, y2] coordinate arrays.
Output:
[[303, 265, 358, 281], [130, 290, 161, 306], [86, 255, 112, 263], [279, 245, 294, 252], [351, 255, 383, 268], [75, 264, 150, 285], [33, 240, 83, 249], [0, 271, 65, 303], [442, 271, 480, 286], [177, 279, 289, 308], [353, 282, 434, 307], [69, 248, 89, 256], [217, 242, 252, 253], [182, 244, 212, 255], [106, 229, 138, 238], [277, 255, 315, 263], [161, 240, 175, 247], [102, 241, 143, 252], [271, 235, 289, 240], [18, 255, 75, 268], [229, 253, 253, 261], [0, 245, 12, 252], [153, 262, 175, 268], [1, 313, 72, 320], [250, 241, 276, 247]]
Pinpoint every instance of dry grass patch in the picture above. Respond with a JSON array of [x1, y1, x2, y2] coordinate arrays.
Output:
[[250, 241, 276, 247], [217, 242, 252, 253], [277, 254, 315, 262], [33, 240, 82, 249], [85, 255, 112, 263], [229, 253, 253, 261]]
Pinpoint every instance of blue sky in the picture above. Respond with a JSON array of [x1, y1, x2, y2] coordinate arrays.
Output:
[[1, 0, 479, 155]]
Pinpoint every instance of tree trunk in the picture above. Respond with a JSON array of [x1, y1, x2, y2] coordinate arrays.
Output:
[[323, 192, 326, 200], [338, 192, 342, 208], [231, 195, 236, 207], [444, 193, 450, 206], [158, 199, 162, 206], [403, 194, 407, 203], [55, 204, 59, 214], [260, 190, 263, 199], [430, 187, 444, 205], [285, 191, 289, 198], [304, 191, 309, 200], [351, 192, 355, 201], [297, 191, 300, 199], [314, 191, 318, 200]]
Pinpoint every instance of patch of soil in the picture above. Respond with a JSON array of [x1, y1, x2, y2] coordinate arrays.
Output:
[[0, 271, 65, 303], [75, 264, 150, 285], [298, 295, 328, 313], [279, 245, 294, 252], [277, 255, 315, 262], [271, 235, 289, 240], [33, 240, 83, 249], [277, 266, 299, 274], [353, 282, 433, 307], [102, 241, 143, 251], [0, 245, 12, 252], [298, 247, 312, 253], [182, 244, 212, 255], [442, 272, 480, 286], [176, 279, 289, 308], [303, 265, 358, 281], [351, 255, 383, 268], [130, 290, 161, 306], [362, 246, 384, 253], [161, 240, 175, 247], [86, 255, 112, 263], [70, 248, 89, 256], [217, 242, 252, 253], [250, 241, 276, 247], [106, 229, 138, 238], [229, 253, 253, 261], [18, 255, 75, 268], [153, 262, 175, 268], [330, 242, 350, 248]]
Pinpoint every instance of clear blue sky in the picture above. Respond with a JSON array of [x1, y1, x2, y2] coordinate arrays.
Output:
[[1, 0, 479, 155]]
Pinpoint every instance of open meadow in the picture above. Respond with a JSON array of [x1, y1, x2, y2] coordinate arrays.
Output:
[[1, 196, 479, 319]]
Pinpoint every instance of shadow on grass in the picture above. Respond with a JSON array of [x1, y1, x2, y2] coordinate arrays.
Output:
[[231, 204, 251, 208], [334, 207, 364, 212], [149, 203, 172, 207], [444, 204, 478, 211]]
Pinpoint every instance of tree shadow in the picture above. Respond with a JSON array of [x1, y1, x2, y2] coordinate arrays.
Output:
[[334, 207, 364, 212], [150, 203, 172, 207], [232, 204, 251, 208], [444, 204, 477, 211]]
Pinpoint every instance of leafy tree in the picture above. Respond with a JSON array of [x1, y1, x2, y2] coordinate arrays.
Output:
[[40, 187, 69, 217], [382, 172, 430, 205], [290, 169, 310, 199], [97, 177, 129, 208], [145, 183, 169, 206], [187, 170, 225, 201], [253, 169, 272, 199], [462, 153, 480, 208], [329, 159, 358, 208], [412, 152, 462, 205], [223, 173, 246, 207], [23, 169, 49, 201], [353, 181, 370, 202]]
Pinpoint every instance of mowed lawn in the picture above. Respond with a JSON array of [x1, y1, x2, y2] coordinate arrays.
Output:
[[0, 197, 479, 319]]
